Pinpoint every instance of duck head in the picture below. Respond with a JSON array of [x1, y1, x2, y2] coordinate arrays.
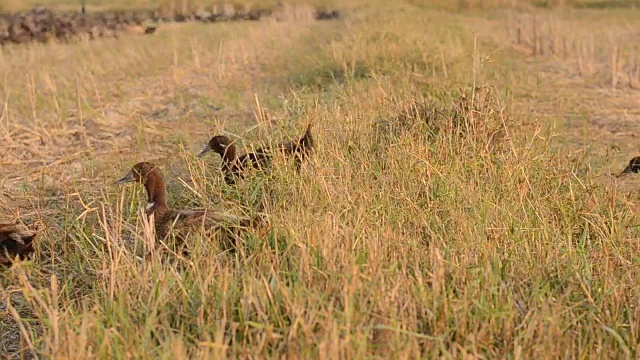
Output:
[[618, 156, 640, 177], [0, 222, 37, 267], [116, 162, 167, 215], [197, 135, 237, 160]]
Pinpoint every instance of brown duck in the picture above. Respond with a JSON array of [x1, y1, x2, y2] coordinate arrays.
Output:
[[116, 162, 252, 241], [197, 124, 314, 184], [617, 156, 640, 177], [1, 221, 37, 267]]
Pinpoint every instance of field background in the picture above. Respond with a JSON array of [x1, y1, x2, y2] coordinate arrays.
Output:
[[2, 0, 640, 358]]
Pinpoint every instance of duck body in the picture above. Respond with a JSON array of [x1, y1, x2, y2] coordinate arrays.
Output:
[[198, 124, 314, 184], [152, 207, 249, 240], [253, 123, 315, 169], [0, 221, 36, 267], [116, 162, 251, 241], [619, 156, 640, 176]]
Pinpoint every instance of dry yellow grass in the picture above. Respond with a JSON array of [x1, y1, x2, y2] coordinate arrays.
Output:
[[500, 10, 640, 88], [1, 0, 640, 358]]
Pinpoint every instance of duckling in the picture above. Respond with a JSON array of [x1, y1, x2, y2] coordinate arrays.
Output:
[[197, 123, 314, 184], [116, 162, 252, 242], [617, 156, 640, 177], [1, 221, 37, 267]]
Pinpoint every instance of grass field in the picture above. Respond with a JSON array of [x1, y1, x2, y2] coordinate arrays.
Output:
[[1, 0, 640, 358]]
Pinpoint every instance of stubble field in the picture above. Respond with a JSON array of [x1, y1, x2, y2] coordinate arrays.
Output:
[[1, 0, 640, 358]]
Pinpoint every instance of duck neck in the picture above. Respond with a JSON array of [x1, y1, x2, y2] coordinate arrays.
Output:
[[300, 124, 313, 149], [221, 143, 239, 165], [144, 172, 168, 215]]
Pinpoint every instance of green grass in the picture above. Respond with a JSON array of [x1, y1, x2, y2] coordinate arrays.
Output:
[[1, 0, 640, 358]]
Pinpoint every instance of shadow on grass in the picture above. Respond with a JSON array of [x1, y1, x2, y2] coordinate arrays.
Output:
[[292, 60, 371, 90]]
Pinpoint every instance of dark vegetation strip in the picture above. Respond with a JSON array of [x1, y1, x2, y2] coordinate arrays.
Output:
[[0, 5, 340, 46]]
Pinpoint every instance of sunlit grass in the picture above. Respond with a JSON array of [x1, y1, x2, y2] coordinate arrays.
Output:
[[1, 0, 640, 358]]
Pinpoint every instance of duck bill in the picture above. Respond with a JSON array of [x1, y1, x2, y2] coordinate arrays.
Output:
[[197, 146, 211, 158], [116, 171, 135, 184]]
